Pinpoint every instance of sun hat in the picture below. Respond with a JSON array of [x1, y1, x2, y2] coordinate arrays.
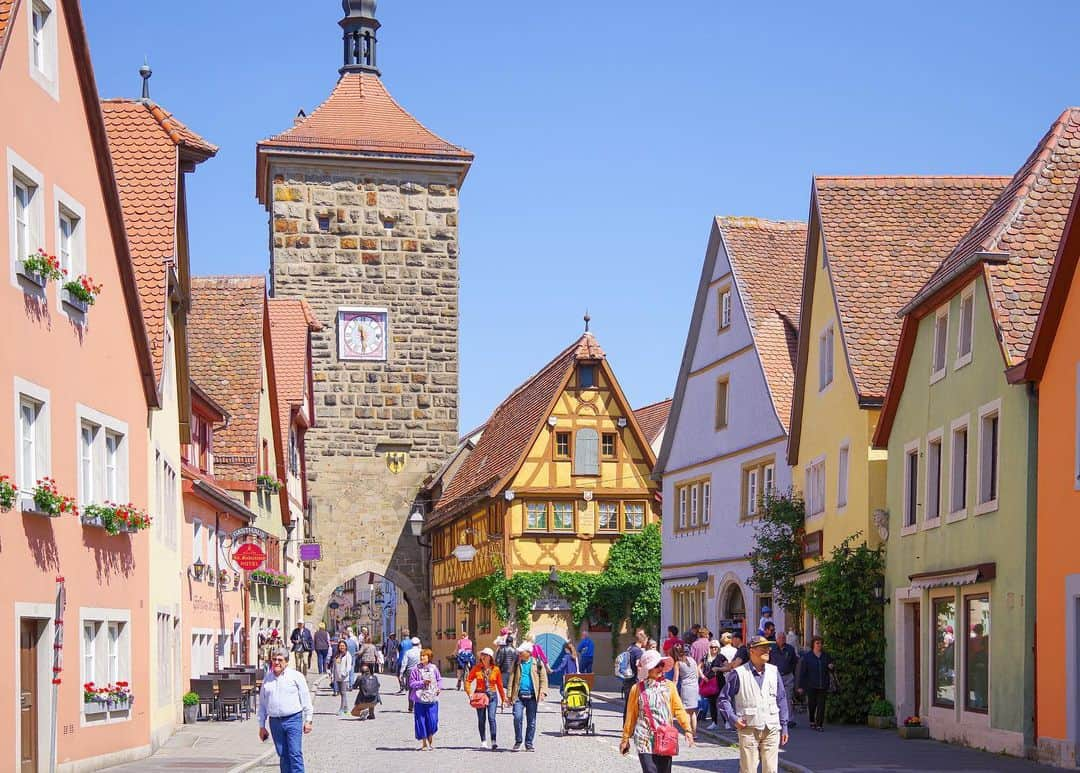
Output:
[[494, 635, 506, 646], [747, 635, 773, 649], [637, 649, 674, 678], [411, 636, 421, 645], [761, 606, 771, 614], [709, 640, 721, 648], [517, 641, 534, 654], [479, 647, 495, 658]]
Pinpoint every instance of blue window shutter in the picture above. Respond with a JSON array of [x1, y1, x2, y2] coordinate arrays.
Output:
[[575, 429, 599, 476]]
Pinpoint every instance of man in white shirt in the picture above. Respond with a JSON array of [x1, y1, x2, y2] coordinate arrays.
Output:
[[258, 647, 314, 773]]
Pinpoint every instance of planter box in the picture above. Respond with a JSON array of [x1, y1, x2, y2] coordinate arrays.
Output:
[[21, 500, 60, 519], [83, 702, 109, 715], [867, 715, 895, 729], [898, 725, 929, 739], [80, 514, 105, 529], [183, 704, 199, 724], [17, 268, 47, 289], [61, 289, 89, 314]]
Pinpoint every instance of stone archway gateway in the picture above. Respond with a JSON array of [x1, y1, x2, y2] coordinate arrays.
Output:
[[312, 559, 423, 641]]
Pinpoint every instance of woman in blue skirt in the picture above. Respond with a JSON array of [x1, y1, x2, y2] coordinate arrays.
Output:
[[408, 648, 442, 750]]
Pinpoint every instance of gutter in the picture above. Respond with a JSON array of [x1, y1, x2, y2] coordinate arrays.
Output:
[[899, 252, 1010, 317], [192, 479, 257, 523]]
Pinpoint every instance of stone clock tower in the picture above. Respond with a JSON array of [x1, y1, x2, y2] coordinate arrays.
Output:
[[256, 0, 473, 636]]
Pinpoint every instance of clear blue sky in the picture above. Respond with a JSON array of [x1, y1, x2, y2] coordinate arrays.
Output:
[[83, 0, 1080, 433]]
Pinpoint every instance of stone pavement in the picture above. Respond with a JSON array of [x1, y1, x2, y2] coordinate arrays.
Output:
[[100, 710, 270, 773]]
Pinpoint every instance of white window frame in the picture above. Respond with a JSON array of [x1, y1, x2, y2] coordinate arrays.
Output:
[[805, 455, 826, 519], [975, 399, 1002, 516], [8, 150, 46, 289], [13, 377, 50, 496], [746, 468, 759, 516], [837, 442, 849, 510], [924, 428, 944, 529], [74, 405, 129, 507], [763, 464, 775, 499], [54, 186, 87, 315], [702, 480, 711, 525], [948, 414, 971, 523], [79, 608, 132, 725], [955, 284, 976, 370], [719, 286, 732, 330], [819, 325, 835, 392], [26, 0, 59, 100], [79, 420, 97, 506], [930, 305, 949, 384], [901, 438, 920, 535], [689, 484, 699, 526], [677, 486, 687, 530]]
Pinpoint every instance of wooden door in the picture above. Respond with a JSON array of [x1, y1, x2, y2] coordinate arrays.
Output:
[[912, 603, 922, 717], [20, 619, 39, 773]]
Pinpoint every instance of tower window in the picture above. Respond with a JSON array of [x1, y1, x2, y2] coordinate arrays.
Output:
[[578, 365, 596, 389]]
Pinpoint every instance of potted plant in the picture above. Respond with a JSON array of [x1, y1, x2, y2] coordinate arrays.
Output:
[[256, 474, 282, 493], [29, 478, 78, 518], [899, 715, 929, 739], [182, 691, 200, 724], [81, 503, 118, 533], [18, 249, 64, 288], [61, 274, 103, 314], [866, 698, 895, 729], [0, 475, 17, 512]]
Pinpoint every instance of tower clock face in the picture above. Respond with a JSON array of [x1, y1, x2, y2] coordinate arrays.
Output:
[[338, 308, 388, 361]]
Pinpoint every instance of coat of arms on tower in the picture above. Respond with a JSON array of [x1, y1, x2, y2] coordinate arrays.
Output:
[[386, 451, 407, 474]]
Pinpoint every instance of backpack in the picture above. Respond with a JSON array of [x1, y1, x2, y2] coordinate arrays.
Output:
[[615, 649, 635, 679], [457, 650, 476, 669], [359, 673, 381, 701]]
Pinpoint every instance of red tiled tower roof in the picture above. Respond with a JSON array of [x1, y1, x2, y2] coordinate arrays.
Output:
[[188, 276, 267, 482], [101, 99, 217, 385]]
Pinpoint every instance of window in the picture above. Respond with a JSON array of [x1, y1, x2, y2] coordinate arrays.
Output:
[[107, 622, 121, 682], [926, 433, 943, 523], [702, 481, 711, 525], [601, 433, 616, 458], [837, 445, 849, 508], [317, 215, 330, 232], [31, 2, 49, 73], [57, 206, 80, 277], [80, 421, 96, 505], [554, 432, 570, 460], [719, 286, 732, 330], [819, 326, 834, 390], [598, 502, 619, 531], [964, 595, 990, 713], [14, 179, 32, 262], [689, 485, 699, 526], [81, 611, 131, 722], [931, 306, 949, 381], [75, 410, 127, 506], [977, 402, 1000, 512], [677, 486, 687, 529], [192, 519, 204, 563], [742, 459, 775, 518], [574, 428, 599, 476], [903, 441, 919, 529], [526, 502, 547, 531], [17, 391, 47, 490], [950, 419, 969, 517], [156, 613, 173, 707], [261, 439, 269, 476], [624, 502, 645, 531], [675, 480, 708, 531], [933, 597, 957, 708], [553, 502, 574, 531], [715, 377, 729, 430], [805, 457, 826, 517], [578, 364, 596, 389], [672, 585, 706, 635], [288, 427, 299, 476], [956, 287, 975, 367], [83, 622, 96, 688], [105, 432, 120, 501], [747, 468, 759, 516]]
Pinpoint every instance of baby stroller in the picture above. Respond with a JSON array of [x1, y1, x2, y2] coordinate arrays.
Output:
[[560, 677, 595, 735]]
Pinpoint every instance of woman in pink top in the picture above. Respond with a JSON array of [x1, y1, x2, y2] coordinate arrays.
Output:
[[455, 630, 474, 690]]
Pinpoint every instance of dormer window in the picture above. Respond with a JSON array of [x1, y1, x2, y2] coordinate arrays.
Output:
[[27, 0, 58, 99], [578, 364, 596, 389], [31, 3, 48, 73]]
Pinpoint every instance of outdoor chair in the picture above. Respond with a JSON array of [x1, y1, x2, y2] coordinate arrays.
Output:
[[190, 678, 217, 720], [217, 678, 248, 721]]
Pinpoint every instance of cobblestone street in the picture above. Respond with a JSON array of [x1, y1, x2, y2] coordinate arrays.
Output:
[[251, 674, 741, 772]]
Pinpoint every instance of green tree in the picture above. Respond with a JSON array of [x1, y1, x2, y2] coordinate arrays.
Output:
[[804, 535, 886, 723], [747, 491, 806, 618]]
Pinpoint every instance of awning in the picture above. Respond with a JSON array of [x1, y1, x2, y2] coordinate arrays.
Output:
[[908, 562, 996, 591], [662, 572, 708, 589], [793, 566, 821, 587]]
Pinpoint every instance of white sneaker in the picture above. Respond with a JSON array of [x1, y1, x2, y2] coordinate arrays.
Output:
[[707, 722, 719, 730], [481, 740, 490, 749]]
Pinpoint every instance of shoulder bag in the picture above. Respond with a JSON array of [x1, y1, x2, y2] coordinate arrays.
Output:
[[638, 681, 680, 757]]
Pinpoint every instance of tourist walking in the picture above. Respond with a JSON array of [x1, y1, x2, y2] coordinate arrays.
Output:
[[552, 641, 580, 685], [314, 623, 331, 674], [399, 637, 421, 711], [257, 647, 314, 773], [620, 650, 694, 773], [719, 632, 737, 664], [397, 631, 414, 693], [577, 631, 594, 673], [718, 636, 789, 773], [662, 625, 681, 654], [770, 632, 799, 727], [465, 647, 507, 750], [358, 637, 379, 677], [619, 630, 647, 720], [795, 635, 833, 731], [701, 640, 727, 730], [329, 640, 353, 715], [670, 643, 700, 736], [455, 630, 475, 690], [508, 641, 548, 751], [383, 633, 399, 675], [289, 622, 313, 675], [408, 648, 442, 750], [352, 663, 381, 720]]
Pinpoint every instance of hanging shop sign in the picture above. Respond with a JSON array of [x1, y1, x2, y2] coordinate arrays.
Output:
[[299, 542, 322, 562], [230, 526, 272, 542], [233, 542, 267, 571]]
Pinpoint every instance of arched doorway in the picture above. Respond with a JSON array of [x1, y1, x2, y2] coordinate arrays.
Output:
[[719, 582, 747, 639], [312, 559, 424, 644]]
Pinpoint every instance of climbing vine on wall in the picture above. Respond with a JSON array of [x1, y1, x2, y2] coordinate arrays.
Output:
[[747, 491, 807, 618], [453, 524, 661, 637]]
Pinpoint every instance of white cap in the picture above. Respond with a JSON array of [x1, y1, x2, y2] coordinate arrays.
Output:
[[411, 636, 421, 645], [517, 641, 534, 654], [479, 647, 495, 658]]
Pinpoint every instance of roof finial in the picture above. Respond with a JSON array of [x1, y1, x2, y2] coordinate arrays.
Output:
[[139, 58, 152, 101], [339, 0, 381, 76], [584, 310, 591, 333]]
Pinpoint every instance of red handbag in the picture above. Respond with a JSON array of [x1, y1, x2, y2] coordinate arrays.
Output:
[[700, 676, 720, 699], [469, 691, 490, 709], [639, 681, 680, 757]]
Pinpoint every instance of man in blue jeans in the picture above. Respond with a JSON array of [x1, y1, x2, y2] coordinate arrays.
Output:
[[507, 641, 548, 751], [258, 648, 314, 773]]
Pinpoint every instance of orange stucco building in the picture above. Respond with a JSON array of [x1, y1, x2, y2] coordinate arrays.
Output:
[[0, 0, 155, 769], [1014, 183, 1080, 768]]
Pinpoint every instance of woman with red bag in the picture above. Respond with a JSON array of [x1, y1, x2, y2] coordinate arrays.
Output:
[[700, 640, 727, 730], [620, 650, 694, 773], [464, 648, 506, 750]]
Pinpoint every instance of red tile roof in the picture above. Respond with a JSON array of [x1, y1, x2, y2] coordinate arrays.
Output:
[[188, 276, 266, 482], [0, 1, 16, 64], [908, 108, 1080, 366], [718, 217, 807, 429], [434, 334, 605, 518], [267, 297, 322, 460], [633, 398, 672, 446], [261, 72, 472, 160], [101, 99, 217, 385], [814, 176, 1010, 400]]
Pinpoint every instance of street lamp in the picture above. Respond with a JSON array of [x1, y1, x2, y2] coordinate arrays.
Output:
[[409, 507, 431, 547], [873, 576, 890, 605], [190, 557, 207, 582]]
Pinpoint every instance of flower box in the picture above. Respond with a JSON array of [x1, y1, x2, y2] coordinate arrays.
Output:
[[18, 268, 47, 289], [898, 724, 929, 739], [22, 500, 61, 519], [867, 715, 895, 729], [62, 288, 89, 314]]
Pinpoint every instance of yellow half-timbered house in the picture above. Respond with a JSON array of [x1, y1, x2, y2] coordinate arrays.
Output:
[[425, 333, 660, 671]]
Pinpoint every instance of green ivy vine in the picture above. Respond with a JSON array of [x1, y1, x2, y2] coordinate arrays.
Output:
[[747, 490, 807, 618]]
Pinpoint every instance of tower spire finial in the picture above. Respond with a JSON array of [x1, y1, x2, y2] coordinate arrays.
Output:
[[139, 58, 152, 101], [584, 310, 591, 333], [339, 0, 381, 76]]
